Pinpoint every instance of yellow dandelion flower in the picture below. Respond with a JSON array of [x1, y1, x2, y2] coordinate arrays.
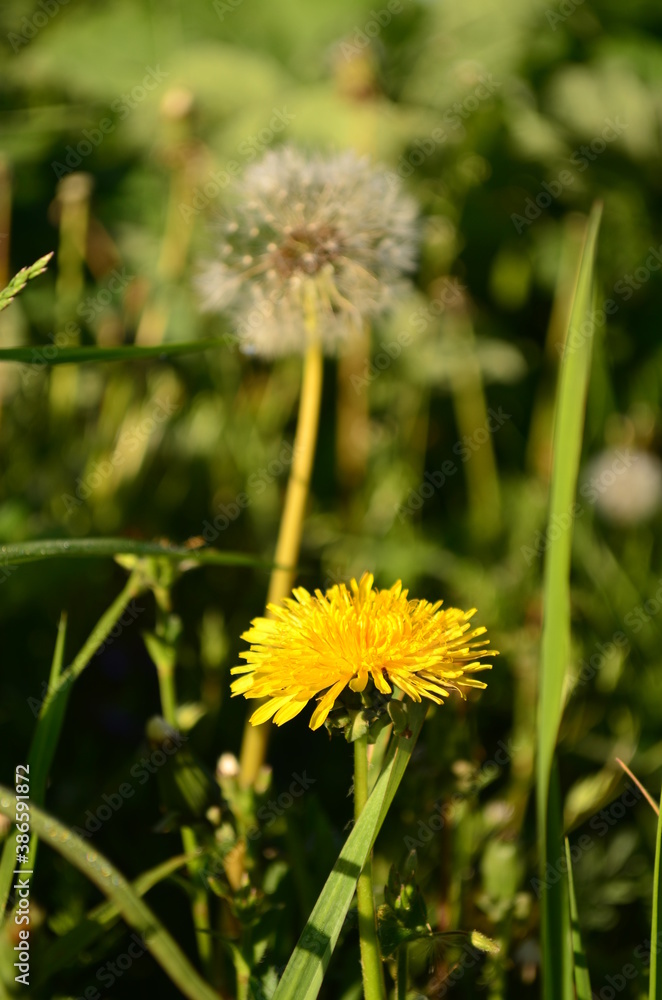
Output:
[[231, 572, 497, 731]]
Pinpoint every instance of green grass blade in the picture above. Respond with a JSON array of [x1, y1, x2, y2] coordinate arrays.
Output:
[[0, 617, 68, 924], [0, 339, 228, 365], [0, 789, 220, 1000], [37, 852, 193, 982], [536, 201, 602, 1000], [0, 536, 269, 569], [565, 837, 591, 999], [650, 788, 662, 999], [273, 702, 427, 1000]]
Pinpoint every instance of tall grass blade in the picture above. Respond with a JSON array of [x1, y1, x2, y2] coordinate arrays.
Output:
[[565, 837, 591, 1000], [536, 201, 602, 1000], [0, 536, 269, 569], [0, 339, 227, 365]]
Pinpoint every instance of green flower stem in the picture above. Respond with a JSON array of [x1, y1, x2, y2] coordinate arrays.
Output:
[[151, 614, 213, 977], [396, 943, 409, 1000], [355, 734, 387, 1000]]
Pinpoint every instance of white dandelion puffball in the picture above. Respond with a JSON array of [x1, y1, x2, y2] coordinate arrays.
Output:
[[583, 447, 662, 525], [197, 146, 419, 358]]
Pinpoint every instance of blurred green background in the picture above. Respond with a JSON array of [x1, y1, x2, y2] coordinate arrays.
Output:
[[1, 0, 662, 996]]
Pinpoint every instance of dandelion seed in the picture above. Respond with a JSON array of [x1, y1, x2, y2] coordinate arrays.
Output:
[[231, 572, 496, 730], [197, 147, 418, 357]]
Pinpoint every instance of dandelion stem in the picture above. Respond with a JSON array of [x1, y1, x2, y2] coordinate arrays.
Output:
[[238, 303, 324, 790], [355, 733, 387, 1000], [151, 608, 213, 978]]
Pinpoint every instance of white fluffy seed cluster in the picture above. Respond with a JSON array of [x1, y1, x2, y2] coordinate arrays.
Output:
[[197, 146, 419, 357]]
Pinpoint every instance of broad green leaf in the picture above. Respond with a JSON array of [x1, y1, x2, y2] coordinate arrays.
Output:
[[0, 789, 219, 1000], [273, 701, 427, 1000], [0, 536, 267, 569], [0, 339, 232, 365], [650, 789, 662, 1000], [536, 202, 602, 1000], [565, 838, 591, 1000]]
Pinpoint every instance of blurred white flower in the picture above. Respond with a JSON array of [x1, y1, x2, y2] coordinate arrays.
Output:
[[197, 146, 418, 357], [583, 447, 662, 525]]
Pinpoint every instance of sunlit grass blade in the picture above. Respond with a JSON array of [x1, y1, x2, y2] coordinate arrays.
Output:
[[650, 788, 662, 1000], [0, 788, 219, 1000], [536, 201, 602, 1000], [0, 536, 269, 569], [36, 852, 194, 982], [565, 837, 591, 999], [273, 702, 427, 1000], [0, 339, 227, 365]]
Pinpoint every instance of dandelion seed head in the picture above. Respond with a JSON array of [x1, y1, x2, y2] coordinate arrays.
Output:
[[197, 147, 419, 358], [231, 572, 496, 730]]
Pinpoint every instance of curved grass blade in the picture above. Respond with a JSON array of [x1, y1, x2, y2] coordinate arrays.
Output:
[[0, 339, 228, 365], [536, 202, 602, 1000], [0, 537, 269, 569], [650, 788, 662, 1000], [273, 702, 427, 1000], [564, 838, 591, 999], [0, 788, 219, 1000], [37, 852, 193, 982]]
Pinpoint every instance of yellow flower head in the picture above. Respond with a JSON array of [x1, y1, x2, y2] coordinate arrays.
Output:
[[231, 573, 496, 731]]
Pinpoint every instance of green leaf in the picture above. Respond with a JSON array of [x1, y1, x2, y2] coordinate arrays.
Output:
[[565, 838, 591, 1000], [0, 339, 232, 365], [272, 701, 427, 1000], [0, 252, 53, 313], [0, 788, 220, 1000], [536, 201, 602, 1000], [0, 536, 268, 569], [650, 788, 662, 1000]]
